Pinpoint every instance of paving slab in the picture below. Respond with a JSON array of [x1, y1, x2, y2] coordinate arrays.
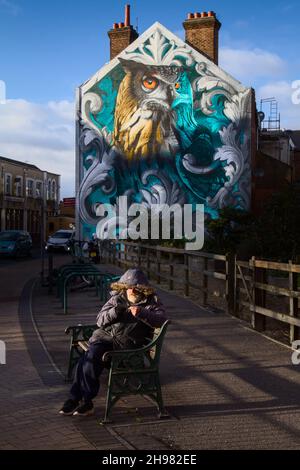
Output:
[[1, 257, 300, 450]]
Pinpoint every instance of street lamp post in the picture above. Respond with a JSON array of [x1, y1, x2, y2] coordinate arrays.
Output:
[[40, 198, 45, 285], [37, 185, 46, 286]]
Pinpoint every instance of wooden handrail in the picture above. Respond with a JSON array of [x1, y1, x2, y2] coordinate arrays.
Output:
[[100, 240, 300, 346]]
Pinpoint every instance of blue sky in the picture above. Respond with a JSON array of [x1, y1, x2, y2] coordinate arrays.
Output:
[[0, 0, 299, 196], [1, 0, 299, 101]]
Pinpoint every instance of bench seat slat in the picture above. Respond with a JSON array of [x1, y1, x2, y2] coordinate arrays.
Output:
[[77, 340, 89, 352]]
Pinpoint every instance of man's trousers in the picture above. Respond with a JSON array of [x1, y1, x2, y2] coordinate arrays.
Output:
[[70, 341, 113, 402]]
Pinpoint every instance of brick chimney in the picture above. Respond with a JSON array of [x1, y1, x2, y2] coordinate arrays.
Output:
[[183, 11, 221, 65], [108, 4, 139, 60]]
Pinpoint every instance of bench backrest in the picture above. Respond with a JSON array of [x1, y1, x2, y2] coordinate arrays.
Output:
[[147, 320, 170, 366]]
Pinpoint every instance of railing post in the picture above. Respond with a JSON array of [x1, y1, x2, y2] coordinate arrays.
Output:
[[251, 256, 266, 332], [146, 247, 150, 279], [157, 249, 161, 284], [124, 243, 128, 267], [202, 257, 208, 305], [113, 242, 117, 265], [117, 242, 121, 268], [226, 253, 235, 315], [169, 252, 174, 290], [289, 260, 299, 344], [234, 255, 239, 316], [184, 253, 189, 297], [48, 251, 53, 294]]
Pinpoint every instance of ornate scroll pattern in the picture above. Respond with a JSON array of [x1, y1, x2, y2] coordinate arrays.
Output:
[[123, 29, 194, 67], [77, 26, 252, 237], [190, 62, 252, 209], [77, 125, 117, 226]]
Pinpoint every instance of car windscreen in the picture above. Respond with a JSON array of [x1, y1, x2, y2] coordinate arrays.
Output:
[[51, 232, 73, 239], [0, 232, 20, 241]]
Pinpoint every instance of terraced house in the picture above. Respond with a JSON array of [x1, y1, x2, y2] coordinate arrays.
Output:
[[0, 156, 60, 243]]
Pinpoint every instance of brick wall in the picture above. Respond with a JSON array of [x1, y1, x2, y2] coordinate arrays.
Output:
[[183, 12, 221, 65], [108, 26, 138, 60]]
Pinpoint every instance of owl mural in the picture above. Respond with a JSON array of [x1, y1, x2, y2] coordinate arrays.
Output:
[[77, 25, 252, 240], [113, 60, 181, 159]]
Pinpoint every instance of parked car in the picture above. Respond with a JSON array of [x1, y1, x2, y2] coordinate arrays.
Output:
[[45, 229, 75, 252], [0, 230, 32, 257]]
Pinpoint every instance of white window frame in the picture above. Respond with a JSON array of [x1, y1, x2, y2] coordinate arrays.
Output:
[[26, 178, 35, 197], [5, 173, 12, 195], [51, 179, 57, 201], [15, 175, 23, 197], [35, 180, 43, 198], [47, 179, 51, 200]]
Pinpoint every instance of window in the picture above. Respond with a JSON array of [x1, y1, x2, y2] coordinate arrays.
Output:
[[15, 176, 23, 197], [5, 174, 12, 195], [36, 181, 43, 198], [26, 179, 34, 197], [47, 180, 51, 200], [51, 180, 56, 201]]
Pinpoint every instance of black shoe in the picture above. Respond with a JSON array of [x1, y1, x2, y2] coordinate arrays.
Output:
[[73, 401, 94, 416], [59, 399, 80, 416]]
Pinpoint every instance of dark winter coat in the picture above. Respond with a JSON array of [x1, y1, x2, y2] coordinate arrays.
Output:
[[89, 269, 167, 349]]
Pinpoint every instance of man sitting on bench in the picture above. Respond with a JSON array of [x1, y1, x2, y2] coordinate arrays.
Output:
[[59, 268, 168, 416]]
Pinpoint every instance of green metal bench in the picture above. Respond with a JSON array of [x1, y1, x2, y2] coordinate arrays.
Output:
[[56, 264, 99, 298], [62, 273, 120, 314], [65, 323, 98, 380], [65, 320, 170, 422]]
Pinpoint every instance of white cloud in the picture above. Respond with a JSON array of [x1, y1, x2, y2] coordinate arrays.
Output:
[[219, 47, 285, 83], [257, 81, 300, 130], [0, 0, 21, 15], [0, 99, 75, 197]]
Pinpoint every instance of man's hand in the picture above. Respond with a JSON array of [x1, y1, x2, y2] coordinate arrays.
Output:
[[129, 306, 141, 316]]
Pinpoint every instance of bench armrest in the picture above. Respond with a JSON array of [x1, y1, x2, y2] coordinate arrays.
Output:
[[102, 320, 170, 365], [65, 324, 98, 342]]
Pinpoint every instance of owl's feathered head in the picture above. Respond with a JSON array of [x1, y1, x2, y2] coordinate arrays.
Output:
[[113, 59, 183, 160]]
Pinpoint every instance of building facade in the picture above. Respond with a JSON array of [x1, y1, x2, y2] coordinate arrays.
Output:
[[47, 197, 75, 237], [0, 156, 60, 243], [76, 7, 255, 241], [288, 131, 300, 183]]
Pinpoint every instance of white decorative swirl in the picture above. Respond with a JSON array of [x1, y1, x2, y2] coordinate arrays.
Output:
[[81, 92, 103, 134], [194, 75, 238, 116], [140, 170, 186, 207], [191, 65, 252, 211], [182, 153, 217, 175], [77, 125, 118, 225], [207, 114, 251, 210], [223, 90, 251, 127], [123, 30, 194, 67]]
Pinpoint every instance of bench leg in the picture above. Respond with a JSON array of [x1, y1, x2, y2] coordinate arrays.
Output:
[[154, 378, 169, 419]]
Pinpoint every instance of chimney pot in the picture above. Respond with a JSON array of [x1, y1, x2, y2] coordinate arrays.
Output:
[[183, 10, 221, 65], [108, 6, 139, 60], [125, 4, 130, 27]]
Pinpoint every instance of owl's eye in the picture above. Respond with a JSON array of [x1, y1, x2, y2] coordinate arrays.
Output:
[[175, 82, 181, 90], [142, 76, 158, 91]]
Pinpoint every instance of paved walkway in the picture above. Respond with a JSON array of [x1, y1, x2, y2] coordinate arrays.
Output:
[[1, 258, 300, 449]]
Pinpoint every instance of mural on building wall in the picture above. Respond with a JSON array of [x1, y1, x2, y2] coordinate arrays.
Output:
[[77, 25, 252, 239]]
